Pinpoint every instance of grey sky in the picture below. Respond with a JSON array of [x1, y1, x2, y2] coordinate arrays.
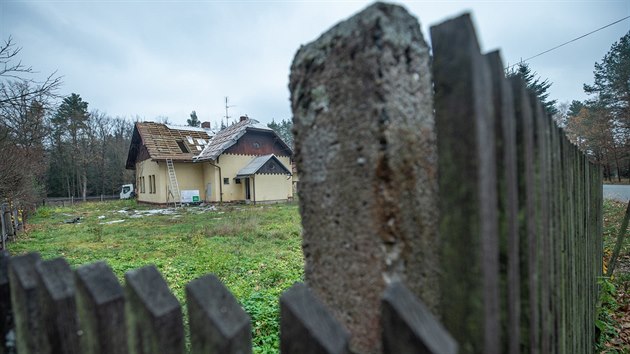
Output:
[[1, 1, 628, 127]]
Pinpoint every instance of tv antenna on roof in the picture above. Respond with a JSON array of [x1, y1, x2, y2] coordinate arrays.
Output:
[[224, 97, 235, 126]]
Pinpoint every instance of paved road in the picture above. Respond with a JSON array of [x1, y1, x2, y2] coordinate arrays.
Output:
[[603, 184, 630, 202]]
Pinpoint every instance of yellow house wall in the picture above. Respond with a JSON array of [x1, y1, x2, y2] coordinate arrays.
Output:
[[136, 160, 204, 204], [137, 154, 293, 204], [215, 154, 252, 202], [172, 162, 205, 203], [211, 154, 293, 202], [253, 174, 293, 202], [136, 159, 165, 204], [202, 163, 219, 202]]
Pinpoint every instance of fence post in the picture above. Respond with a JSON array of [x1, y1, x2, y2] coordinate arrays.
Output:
[[486, 51, 520, 354], [280, 283, 350, 354], [289, 3, 439, 352], [11, 208, 18, 235], [186, 274, 251, 354], [35, 257, 80, 354], [510, 76, 540, 353], [8, 253, 44, 354], [75, 261, 128, 354], [430, 13, 499, 354], [1, 204, 13, 242], [381, 281, 457, 354], [0, 204, 5, 251], [0, 251, 12, 354], [531, 94, 551, 354], [125, 265, 184, 354]]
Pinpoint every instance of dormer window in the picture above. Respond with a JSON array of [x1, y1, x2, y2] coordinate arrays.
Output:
[[176, 140, 190, 153]]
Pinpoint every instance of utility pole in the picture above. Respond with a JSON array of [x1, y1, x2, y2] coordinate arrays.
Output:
[[224, 97, 235, 126]]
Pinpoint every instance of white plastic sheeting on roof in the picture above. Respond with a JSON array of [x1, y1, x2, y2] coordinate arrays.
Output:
[[165, 124, 208, 133]]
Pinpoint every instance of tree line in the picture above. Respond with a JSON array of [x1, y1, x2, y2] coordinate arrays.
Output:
[[562, 30, 629, 182], [0, 37, 134, 205], [2, 29, 626, 206], [508, 30, 629, 182]]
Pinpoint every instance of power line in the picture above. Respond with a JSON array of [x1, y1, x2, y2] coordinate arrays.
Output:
[[505, 15, 630, 70]]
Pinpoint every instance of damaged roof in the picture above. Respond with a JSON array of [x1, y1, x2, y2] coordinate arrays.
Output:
[[194, 118, 291, 161], [125, 122, 213, 169]]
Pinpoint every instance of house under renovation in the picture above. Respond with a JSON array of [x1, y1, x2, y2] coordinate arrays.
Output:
[[125, 117, 294, 205]]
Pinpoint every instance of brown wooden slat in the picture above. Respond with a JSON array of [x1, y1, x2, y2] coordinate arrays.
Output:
[[125, 265, 184, 354], [431, 13, 500, 354], [75, 261, 128, 354]]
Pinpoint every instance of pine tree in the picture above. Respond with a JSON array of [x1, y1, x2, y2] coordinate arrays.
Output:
[[507, 62, 558, 115], [50, 93, 90, 198], [267, 118, 293, 149], [584, 30, 630, 130], [187, 110, 200, 127]]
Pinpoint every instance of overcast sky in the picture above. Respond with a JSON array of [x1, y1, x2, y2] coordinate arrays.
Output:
[[1, 1, 628, 127]]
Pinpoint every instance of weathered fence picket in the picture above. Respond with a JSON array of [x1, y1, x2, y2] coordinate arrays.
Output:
[[486, 50, 520, 354], [381, 281, 457, 354], [280, 283, 350, 354], [35, 257, 80, 354], [431, 13, 500, 354], [75, 261, 128, 354], [186, 274, 252, 354], [0, 251, 11, 354], [1, 3, 604, 354], [8, 253, 44, 354], [125, 265, 184, 354]]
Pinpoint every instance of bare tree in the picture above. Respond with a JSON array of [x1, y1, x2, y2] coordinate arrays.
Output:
[[0, 36, 61, 203], [0, 36, 62, 105]]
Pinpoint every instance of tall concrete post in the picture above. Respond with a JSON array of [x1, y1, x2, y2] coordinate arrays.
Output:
[[289, 3, 438, 353]]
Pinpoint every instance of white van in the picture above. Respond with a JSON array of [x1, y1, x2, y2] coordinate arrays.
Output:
[[120, 184, 135, 199]]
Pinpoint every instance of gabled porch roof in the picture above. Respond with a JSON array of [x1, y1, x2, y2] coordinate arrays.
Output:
[[236, 154, 292, 178]]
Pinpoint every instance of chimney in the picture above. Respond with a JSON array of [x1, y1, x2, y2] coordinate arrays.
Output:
[[201, 121, 211, 128], [240, 115, 248, 122]]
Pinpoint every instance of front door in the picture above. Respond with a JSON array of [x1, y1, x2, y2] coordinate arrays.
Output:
[[245, 178, 251, 200]]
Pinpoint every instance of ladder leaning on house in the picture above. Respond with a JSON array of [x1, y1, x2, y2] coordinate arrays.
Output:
[[166, 159, 181, 207]]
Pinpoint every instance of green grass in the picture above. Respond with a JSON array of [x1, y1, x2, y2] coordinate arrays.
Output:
[[8, 200, 304, 353], [598, 199, 630, 353]]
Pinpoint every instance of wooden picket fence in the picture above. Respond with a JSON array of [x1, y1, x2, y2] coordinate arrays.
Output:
[[0, 6, 603, 354], [431, 14, 603, 354], [0, 203, 25, 251], [0, 251, 454, 354]]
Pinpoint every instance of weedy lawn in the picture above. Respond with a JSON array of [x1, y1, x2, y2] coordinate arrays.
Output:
[[8, 200, 303, 353], [599, 198, 630, 353]]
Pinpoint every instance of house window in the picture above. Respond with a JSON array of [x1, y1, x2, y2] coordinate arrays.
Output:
[[149, 175, 156, 194], [223, 178, 230, 185], [176, 140, 190, 153], [235, 178, 241, 184], [140, 176, 145, 193]]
